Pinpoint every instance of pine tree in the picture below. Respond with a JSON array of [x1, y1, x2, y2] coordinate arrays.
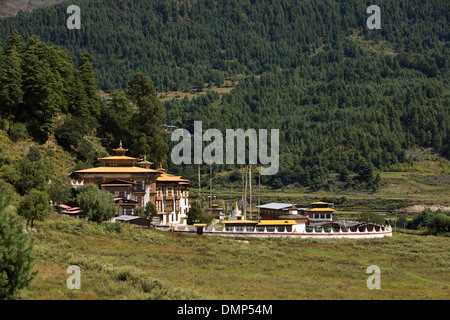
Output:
[[0, 45, 23, 137], [21, 39, 63, 135], [127, 73, 168, 164], [79, 51, 101, 122], [0, 183, 36, 299], [5, 30, 25, 54]]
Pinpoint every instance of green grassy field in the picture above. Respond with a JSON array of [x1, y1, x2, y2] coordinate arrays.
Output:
[[17, 213, 449, 300]]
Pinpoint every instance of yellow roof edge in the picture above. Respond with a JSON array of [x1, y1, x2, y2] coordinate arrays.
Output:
[[74, 166, 161, 173], [221, 220, 258, 224], [306, 208, 336, 211], [257, 220, 298, 225]]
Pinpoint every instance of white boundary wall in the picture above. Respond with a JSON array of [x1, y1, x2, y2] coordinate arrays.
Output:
[[160, 225, 393, 239]]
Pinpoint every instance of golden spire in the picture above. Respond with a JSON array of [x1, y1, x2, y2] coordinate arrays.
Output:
[[113, 140, 128, 156], [137, 154, 152, 168]]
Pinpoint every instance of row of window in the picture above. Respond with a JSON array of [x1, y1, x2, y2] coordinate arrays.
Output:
[[225, 226, 293, 232], [312, 213, 332, 219], [156, 188, 189, 197]]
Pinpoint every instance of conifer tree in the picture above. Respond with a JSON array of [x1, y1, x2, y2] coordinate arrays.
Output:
[[21, 39, 63, 135], [127, 73, 168, 165], [0, 183, 36, 299], [78, 51, 101, 123], [0, 45, 23, 137]]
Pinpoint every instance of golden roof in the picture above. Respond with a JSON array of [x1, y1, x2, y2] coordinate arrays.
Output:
[[311, 201, 331, 205], [156, 172, 189, 183], [306, 207, 336, 212], [221, 220, 258, 224], [222, 219, 298, 226], [98, 156, 138, 161], [74, 166, 161, 174], [257, 220, 298, 226]]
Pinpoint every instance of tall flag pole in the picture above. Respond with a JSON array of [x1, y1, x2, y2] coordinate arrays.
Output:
[[244, 166, 248, 219], [249, 163, 252, 220], [198, 161, 201, 209], [210, 161, 212, 216], [241, 167, 244, 215], [258, 168, 261, 221]]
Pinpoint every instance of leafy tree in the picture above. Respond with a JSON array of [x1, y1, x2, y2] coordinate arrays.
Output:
[[408, 209, 434, 230], [144, 201, 157, 220], [187, 201, 202, 225], [54, 116, 87, 151], [47, 174, 72, 207], [17, 189, 52, 228], [76, 184, 116, 222], [0, 183, 36, 299], [15, 147, 49, 196]]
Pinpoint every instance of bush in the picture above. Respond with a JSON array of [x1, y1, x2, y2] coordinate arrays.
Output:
[[432, 213, 450, 235], [9, 122, 29, 141]]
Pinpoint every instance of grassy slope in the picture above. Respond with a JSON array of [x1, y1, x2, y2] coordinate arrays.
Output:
[[18, 213, 450, 300], [0, 0, 64, 18], [0, 128, 76, 178]]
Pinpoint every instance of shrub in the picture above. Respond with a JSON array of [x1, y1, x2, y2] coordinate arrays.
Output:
[[9, 122, 29, 141], [432, 213, 450, 235]]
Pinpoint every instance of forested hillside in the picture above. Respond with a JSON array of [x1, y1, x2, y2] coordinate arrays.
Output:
[[0, 0, 449, 191], [0, 0, 448, 90]]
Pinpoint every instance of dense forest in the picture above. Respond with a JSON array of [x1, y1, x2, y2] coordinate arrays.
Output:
[[0, 0, 448, 91], [0, 0, 449, 191]]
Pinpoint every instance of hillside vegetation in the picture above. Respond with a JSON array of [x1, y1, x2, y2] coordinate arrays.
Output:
[[0, 0, 449, 192], [18, 213, 450, 300]]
